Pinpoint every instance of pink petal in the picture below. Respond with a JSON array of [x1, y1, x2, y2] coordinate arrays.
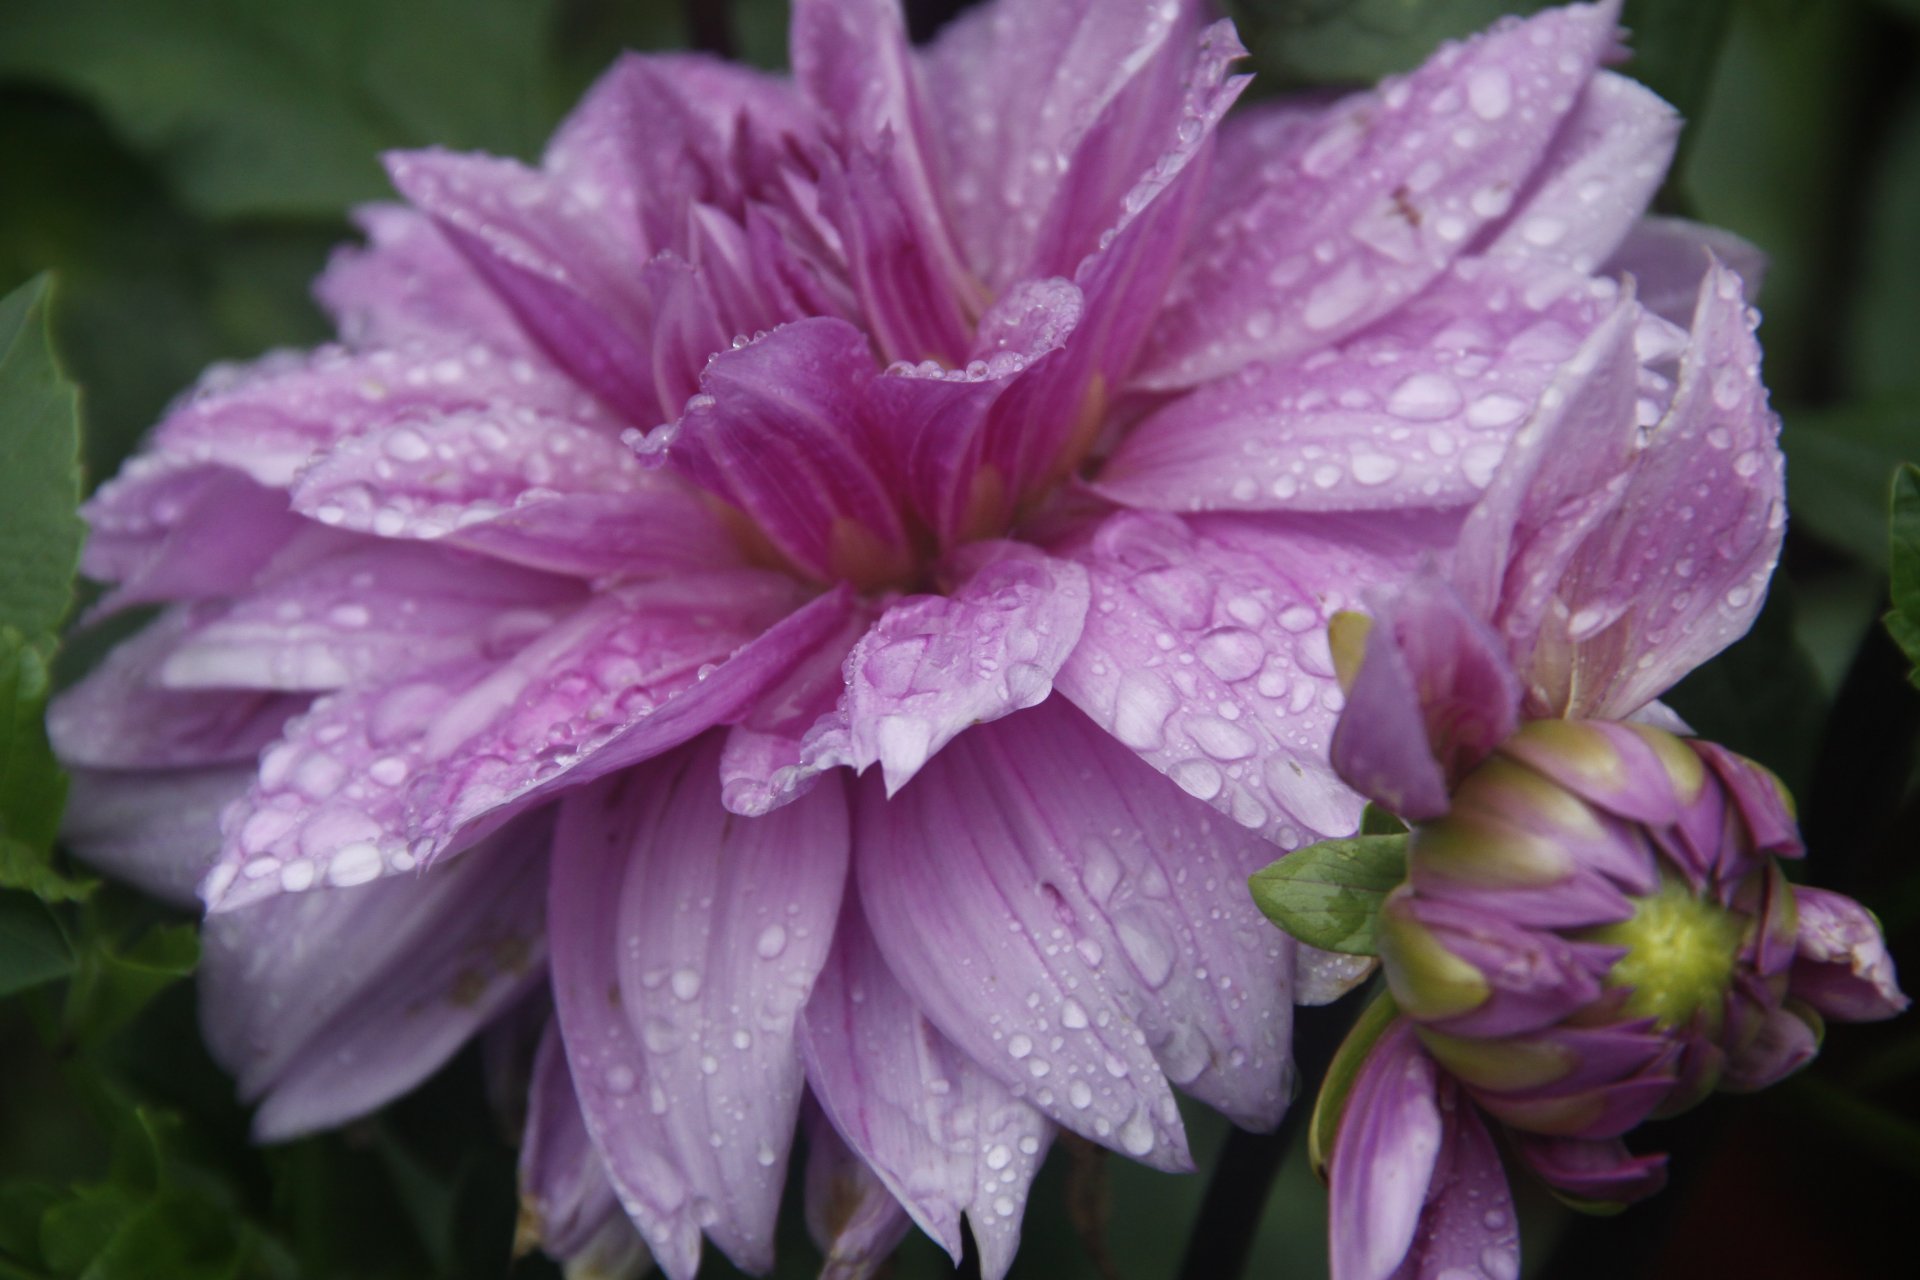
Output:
[[975, 21, 1247, 515], [1478, 72, 1679, 273], [824, 542, 1089, 794], [1788, 886, 1909, 1022], [548, 742, 850, 1279], [1388, 1082, 1518, 1280], [200, 815, 550, 1141], [922, 0, 1207, 291], [1448, 290, 1644, 709], [386, 149, 663, 423], [857, 697, 1303, 1160], [1057, 509, 1447, 847], [1604, 215, 1766, 325], [544, 53, 808, 263], [202, 578, 839, 911], [289, 405, 746, 578], [520, 1022, 631, 1262], [61, 765, 252, 908], [638, 319, 912, 587], [1100, 260, 1627, 516], [315, 204, 531, 353], [1546, 264, 1785, 718], [1140, 1, 1624, 389], [48, 608, 304, 770], [1512, 1133, 1666, 1206], [800, 894, 1051, 1279], [1328, 1017, 1444, 1280], [802, 1104, 912, 1280], [875, 277, 1083, 547], [1331, 574, 1522, 821], [156, 544, 584, 693]]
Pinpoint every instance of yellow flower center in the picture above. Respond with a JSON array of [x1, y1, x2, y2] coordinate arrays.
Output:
[[1587, 877, 1746, 1029]]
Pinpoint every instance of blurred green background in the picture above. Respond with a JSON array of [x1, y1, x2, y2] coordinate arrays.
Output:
[[2, 1, 1919, 1277]]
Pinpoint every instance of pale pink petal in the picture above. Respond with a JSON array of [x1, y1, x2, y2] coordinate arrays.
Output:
[[824, 542, 1089, 794], [1448, 292, 1644, 710], [1604, 215, 1766, 325], [545, 53, 808, 263], [794, 0, 975, 360], [203, 579, 840, 911], [200, 815, 550, 1141], [1101, 260, 1628, 515], [315, 204, 531, 353], [800, 895, 1051, 1279], [1546, 264, 1785, 718], [922, 0, 1207, 290], [519, 1021, 646, 1266], [387, 149, 662, 423], [1387, 1084, 1518, 1280], [638, 319, 912, 587], [1328, 1018, 1443, 1280], [875, 277, 1083, 547], [1057, 509, 1447, 847], [289, 406, 746, 578], [48, 608, 304, 769], [157, 544, 584, 692], [973, 22, 1247, 514], [1478, 72, 1679, 273], [548, 742, 850, 1279], [1789, 886, 1909, 1022], [858, 697, 1303, 1156], [1140, 2, 1624, 389], [62, 765, 252, 908], [1331, 574, 1522, 821], [802, 1104, 913, 1280], [1512, 1133, 1666, 1206]]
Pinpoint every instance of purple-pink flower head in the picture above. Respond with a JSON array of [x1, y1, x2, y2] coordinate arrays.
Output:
[[45, 0, 1769, 1274], [1314, 263, 1906, 1279]]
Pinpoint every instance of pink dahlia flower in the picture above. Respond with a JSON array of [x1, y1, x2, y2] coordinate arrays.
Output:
[[49, 0, 1755, 1273], [1314, 264, 1906, 1278]]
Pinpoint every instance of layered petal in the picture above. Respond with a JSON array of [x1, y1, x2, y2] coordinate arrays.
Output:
[[1788, 886, 1909, 1022], [857, 697, 1300, 1163], [1328, 1018, 1443, 1280], [921, 0, 1205, 290], [1386, 1085, 1517, 1280], [203, 577, 839, 910], [1141, 2, 1625, 388], [638, 320, 912, 587], [1103, 261, 1629, 517], [315, 204, 531, 353], [48, 608, 304, 770], [800, 895, 1051, 1279], [802, 1105, 913, 1280], [518, 1023, 640, 1267], [200, 815, 550, 1141], [1331, 574, 1522, 822], [820, 542, 1089, 793], [1511, 1134, 1666, 1207], [1058, 509, 1446, 847], [1478, 72, 1678, 273], [548, 741, 849, 1279], [1604, 216, 1765, 326], [61, 765, 252, 908]]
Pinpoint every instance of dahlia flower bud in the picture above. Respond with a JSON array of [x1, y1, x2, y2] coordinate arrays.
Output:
[[1379, 718, 1865, 1149]]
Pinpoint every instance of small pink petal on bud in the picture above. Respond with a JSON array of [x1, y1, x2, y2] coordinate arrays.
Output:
[[1789, 886, 1909, 1022]]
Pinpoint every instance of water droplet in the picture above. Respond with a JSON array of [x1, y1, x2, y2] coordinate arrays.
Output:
[[670, 967, 702, 1001], [755, 923, 788, 959]]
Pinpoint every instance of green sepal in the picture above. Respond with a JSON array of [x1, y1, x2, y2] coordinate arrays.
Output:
[[1308, 990, 1401, 1183], [1248, 833, 1408, 955]]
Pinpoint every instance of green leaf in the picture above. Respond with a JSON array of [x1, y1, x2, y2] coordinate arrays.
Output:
[[63, 909, 200, 1049], [1887, 463, 1920, 688], [1249, 834, 1408, 955], [1233, 0, 1557, 88], [0, 0, 561, 220], [1783, 397, 1920, 567], [0, 891, 74, 999], [0, 276, 84, 650]]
